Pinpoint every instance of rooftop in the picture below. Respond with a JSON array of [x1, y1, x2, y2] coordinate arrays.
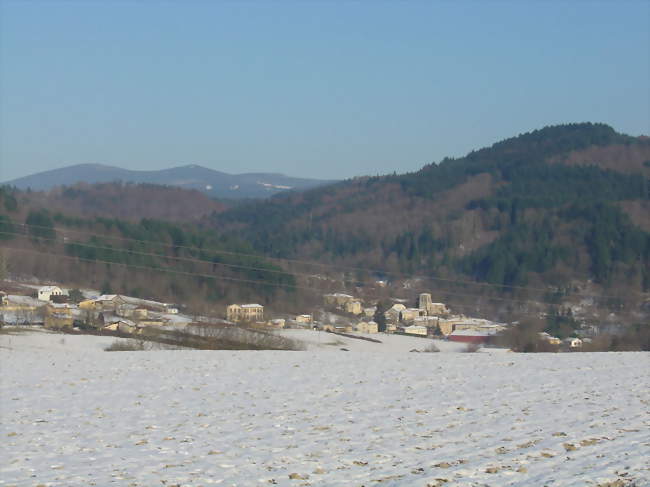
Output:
[[39, 286, 61, 292]]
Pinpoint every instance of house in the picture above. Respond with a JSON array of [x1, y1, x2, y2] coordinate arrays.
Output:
[[428, 303, 449, 316], [38, 286, 64, 302], [436, 316, 506, 336], [355, 321, 378, 334], [323, 293, 355, 307], [344, 300, 363, 315], [402, 325, 428, 336], [334, 324, 353, 333], [78, 299, 96, 310], [363, 307, 376, 317], [226, 303, 264, 322], [116, 304, 138, 318], [295, 314, 312, 324], [448, 329, 493, 344], [163, 304, 179, 314], [44, 303, 73, 328], [413, 316, 440, 334], [564, 337, 583, 349], [539, 332, 561, 345], [437, 318, 457, 336], [400, 308, 425, 322], [103, 318, 138, 334], [94, 294, 126, 311], [385, 303, 406, 323], [323, 323, 353, 333]]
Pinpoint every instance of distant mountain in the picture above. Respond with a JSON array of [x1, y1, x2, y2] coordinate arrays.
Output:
[[12, 182, 227, 222], [4, 164, 336, 199]]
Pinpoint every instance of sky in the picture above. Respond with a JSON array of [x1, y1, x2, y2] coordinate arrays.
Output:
[[1, 1, 649, 182]]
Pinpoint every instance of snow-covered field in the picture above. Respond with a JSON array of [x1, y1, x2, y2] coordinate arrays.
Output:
[[278, 329, 470, 353], [1, 330, 648, 486]]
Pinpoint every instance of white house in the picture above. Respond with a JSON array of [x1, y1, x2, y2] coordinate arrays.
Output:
[[564, 337, 583, 348], [37, 286, 64, 302], [402, 325, 428, 336]]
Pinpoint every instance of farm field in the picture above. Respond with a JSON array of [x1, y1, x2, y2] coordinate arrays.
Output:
[[1, 330, 648, 486]]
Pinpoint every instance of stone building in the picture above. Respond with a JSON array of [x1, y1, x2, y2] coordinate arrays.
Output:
[[227, 303, 264, 323]]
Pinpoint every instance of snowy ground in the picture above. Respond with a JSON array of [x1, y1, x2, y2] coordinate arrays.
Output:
[[279, 329, 471, 353], [0, 331, 648, 487]]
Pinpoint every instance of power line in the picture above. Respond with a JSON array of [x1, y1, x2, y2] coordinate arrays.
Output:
[[7, 219, 644, 300], [0, 229, 307, 280], [0, 245, 536, 317], [2, 245, 633, 312]]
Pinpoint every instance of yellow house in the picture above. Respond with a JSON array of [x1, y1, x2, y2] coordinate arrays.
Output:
[[539, 332, 561, 345], [363, 307, 376, 317], [345, 300, 363, 315], [227, 303, 264, 322], [94, 294, 126, 311], [104, 319, 138, 334], [436, 320, 454, 336], [400, 308, 424, 322], [44, 303, 73, 329], [323, 323, 353, 333], [79, 299, 96, 310], [403, 325, 428, 336], [355, 321, 379, 334]]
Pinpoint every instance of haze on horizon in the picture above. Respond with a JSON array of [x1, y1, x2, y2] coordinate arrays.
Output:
[[1, 1, 648, 183]]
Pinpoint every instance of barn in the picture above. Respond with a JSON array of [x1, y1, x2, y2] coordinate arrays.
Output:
[[448, 329, 493, 344]]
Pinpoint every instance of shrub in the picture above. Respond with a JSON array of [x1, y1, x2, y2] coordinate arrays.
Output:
[[422, 342, 440, 353], [104, 339, 146, 351], [464, 343, 482, 353]]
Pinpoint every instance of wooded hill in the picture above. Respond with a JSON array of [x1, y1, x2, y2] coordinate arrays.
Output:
[[1, 123, 649, 327], [7, 182, 227, 223], [213, 123, 650, 323], [0, 186, 296, 316]]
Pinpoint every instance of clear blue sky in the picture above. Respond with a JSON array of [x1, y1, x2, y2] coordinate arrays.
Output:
[[1, 1, 648, 182]]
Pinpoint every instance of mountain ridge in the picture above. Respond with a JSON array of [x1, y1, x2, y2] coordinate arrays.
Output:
[[4, 163, 336, 200]]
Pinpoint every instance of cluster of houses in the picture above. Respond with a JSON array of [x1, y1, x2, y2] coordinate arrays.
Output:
[[320, 292, 506, 343], [1, 286, 182, 333], [225, 302, 317, 331], [1, 284, 599, 354]]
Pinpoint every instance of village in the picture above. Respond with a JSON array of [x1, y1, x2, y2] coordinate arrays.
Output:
[[0, 283, 585, 350]]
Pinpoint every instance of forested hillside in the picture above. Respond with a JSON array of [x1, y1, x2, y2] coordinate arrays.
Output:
[[6, 182, 226, 222], [213, 123, 650, 322], [0, 187, 295, 315], [1, 123, 648, 326]]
